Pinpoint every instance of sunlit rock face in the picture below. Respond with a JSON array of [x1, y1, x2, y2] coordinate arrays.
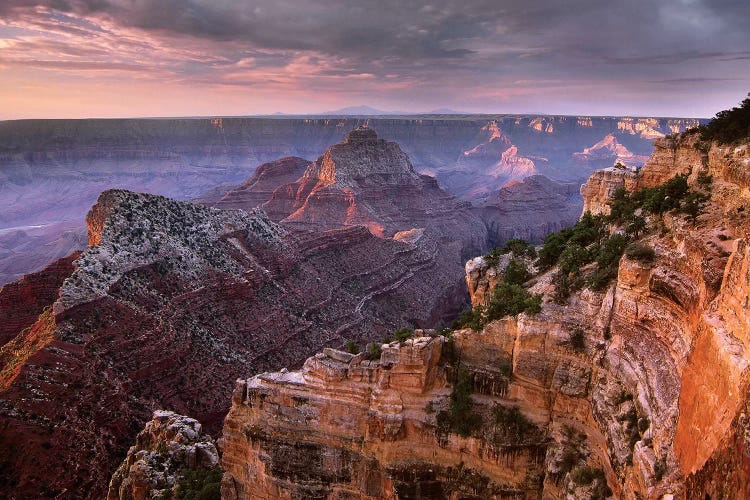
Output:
[[0, 186, 468, 497], [215, 132, 750, 499], [262, 126, 489, 261], [0, 115, 701, 285], [220, 336, 549, 499]]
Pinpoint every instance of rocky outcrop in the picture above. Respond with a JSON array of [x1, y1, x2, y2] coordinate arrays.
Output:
[[474, 175, 583, 246], [215, 132, 750, 498], [221, 335, 549, 499], [573, 133, 650, 167], [579, 164, 640, 215], [263, 127, 488, 260], [107, 410, 220, 500], [210, 156, 311, 211]]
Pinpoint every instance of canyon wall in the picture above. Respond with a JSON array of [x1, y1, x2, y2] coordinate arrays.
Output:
[[215, 134, 750, 498], [0, 115, 700, 284]]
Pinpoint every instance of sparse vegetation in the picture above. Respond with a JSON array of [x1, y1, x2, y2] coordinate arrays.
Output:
[[624, 242, 656, 263], [175, 468, 222, 500], [437, 367, 482, 437], [568, 329, 586, 352], [698, 93, 750, 144], [363, 342, 382, 361], [344, 340, 361, 354], [500, 238, 537, 258]]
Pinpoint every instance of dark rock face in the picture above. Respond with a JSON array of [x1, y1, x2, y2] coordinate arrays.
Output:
[[210, 156, 310, 211], [0, 252, 79, 347], [473, 175, 584, 247], [0, 188, 467, 498], [0, 115, 701, 285]]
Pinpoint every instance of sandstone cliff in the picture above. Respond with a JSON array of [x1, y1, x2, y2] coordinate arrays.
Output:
[[0, 115, 700, 286], [0, 185, 469, 497], [216, 131, 750, 499]]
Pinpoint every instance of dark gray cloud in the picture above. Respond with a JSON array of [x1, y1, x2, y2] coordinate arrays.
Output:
[[0, 0, 748, 116]]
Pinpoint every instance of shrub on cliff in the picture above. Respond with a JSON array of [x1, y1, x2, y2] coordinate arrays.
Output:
[[503, 258, 530, 285], [446, 367, 482, 437], [454, 282, 541, 331], [175, 468, 222, 500], [699, 93, 750, 144], [501, 238, 537, 258], [624, 242, 656, 263]]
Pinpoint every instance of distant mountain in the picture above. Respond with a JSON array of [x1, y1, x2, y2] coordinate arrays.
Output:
[[427, 107, 467, 114], [320, 105, 397, 115]]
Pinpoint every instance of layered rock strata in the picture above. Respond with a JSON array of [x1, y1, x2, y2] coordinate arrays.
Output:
[[0, 187, 466, 497], [217, 132, 750, 498], [107, 410, 220, 500], [221, 335, 549, 499]]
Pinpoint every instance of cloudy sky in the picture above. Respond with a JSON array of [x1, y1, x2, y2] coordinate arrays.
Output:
[[0, 0, 748, 118]]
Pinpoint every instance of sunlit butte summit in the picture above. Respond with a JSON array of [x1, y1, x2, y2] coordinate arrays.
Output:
[[0, 0, 749, 119]]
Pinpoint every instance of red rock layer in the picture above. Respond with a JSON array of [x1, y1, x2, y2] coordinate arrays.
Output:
[[0, 252, 78, 347], [211, 156, 310, 211], [0, 189, 466, 498]]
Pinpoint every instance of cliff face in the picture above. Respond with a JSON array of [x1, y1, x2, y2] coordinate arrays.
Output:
[[0, 115, 700, 285], [220, 335, 549, 499], [475, 175, 583, 246], [217, 133, 750, 498], [0, 186, 469, 497]]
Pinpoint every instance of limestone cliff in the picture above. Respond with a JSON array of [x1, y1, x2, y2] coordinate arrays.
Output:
[[217, 131, 750, 498], [107, 410, 220, 500]]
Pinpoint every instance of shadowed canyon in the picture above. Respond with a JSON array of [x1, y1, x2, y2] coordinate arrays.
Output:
[[3, 105, 750, 499]]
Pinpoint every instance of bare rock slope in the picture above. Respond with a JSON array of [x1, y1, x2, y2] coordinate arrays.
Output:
[[216, 133, 750, 498]]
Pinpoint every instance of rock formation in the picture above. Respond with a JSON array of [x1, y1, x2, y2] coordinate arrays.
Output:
[[210, 156, 311, 211], [0, 115, 700, 285], [215, 130, 750, 498], [262, 127, 488, 260], [107, 410, 220, 500], [0, 184, 467, 497], [474, 175, 583, 247], [220, 335, 549, 499]]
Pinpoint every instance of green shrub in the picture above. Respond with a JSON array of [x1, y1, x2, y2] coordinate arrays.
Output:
[[175, 468, 222, 500], [503, 258, 530, 285], [699, 93, 750, 144], [492, 404, 535, 439], [445, 367, 482, 437], [501, 238, 537, 257], [454, 283, 542, 331], [363, 342, 382, 361], [570, 465, 605, 486], [624, 242, 656, 262], [596, 234, 629, 269], [392, 327, 414, 344], [344, 340, 361, 354], [568, 329, 586, 352], [558, 244, 592, 275], [484, 247, 502, 267], [654, 458, 667, 481]]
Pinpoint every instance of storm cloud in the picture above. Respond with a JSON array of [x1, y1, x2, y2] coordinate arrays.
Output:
[[0, 0, 748, 117]]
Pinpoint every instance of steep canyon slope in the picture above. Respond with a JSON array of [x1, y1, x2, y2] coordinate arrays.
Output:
[[0, 115, 699, 284], [210, 132, 750, 498]]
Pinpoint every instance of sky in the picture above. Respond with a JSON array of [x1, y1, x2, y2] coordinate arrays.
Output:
[[0, 0, 748, 119]]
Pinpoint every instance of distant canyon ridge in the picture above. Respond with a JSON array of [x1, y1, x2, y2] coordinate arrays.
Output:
[[0, 115, 702, 284]]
